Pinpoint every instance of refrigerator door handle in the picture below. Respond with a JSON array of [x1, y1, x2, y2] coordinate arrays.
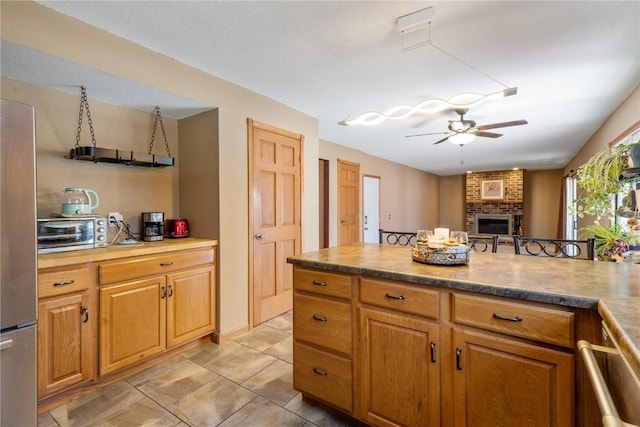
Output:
[[0, 338, 14, 350]]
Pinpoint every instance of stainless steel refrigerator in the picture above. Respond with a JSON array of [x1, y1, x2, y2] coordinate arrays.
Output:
[[0, 99, 37, 426]]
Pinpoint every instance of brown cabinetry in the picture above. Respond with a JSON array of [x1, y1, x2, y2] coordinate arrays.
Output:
[[451, 292, 574, 427], [293, 267, 353, 413], [356, 277, 441, 426], [452, 328, 573, 427], [98, 248, 216, 376], [292, 266, 580, 426], [37, 264, 93, 397]]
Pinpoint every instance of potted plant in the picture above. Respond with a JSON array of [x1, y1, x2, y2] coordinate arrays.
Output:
[[573, 140, 640, 260]]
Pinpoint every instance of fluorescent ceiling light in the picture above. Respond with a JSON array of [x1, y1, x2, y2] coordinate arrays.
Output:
[[338, 87, 517, 126]]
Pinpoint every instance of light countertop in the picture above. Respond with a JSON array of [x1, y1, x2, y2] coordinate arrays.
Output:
[[38, 237, 218, 269]]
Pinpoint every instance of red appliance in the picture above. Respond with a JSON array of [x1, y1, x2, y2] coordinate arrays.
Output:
[[165, 219, 189, 238]]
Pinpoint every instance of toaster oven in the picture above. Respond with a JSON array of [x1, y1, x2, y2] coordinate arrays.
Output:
[[37, 217, 108, 254]]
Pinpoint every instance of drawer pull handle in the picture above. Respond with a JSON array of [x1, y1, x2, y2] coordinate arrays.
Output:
[[385, 293, 405, 300], [493, 313, 523, 322], [81, 307, 89, 323], [312, 314, 328, 322], [53, 280, 75, 287], [430, 341, 436, 363], [160, 262, 173, 267], [161, 286, 167, 299], [456, 347, 463, 370], [313, 367, 328, 376], [312, 280, 327, 287], [168, 285, 174, 297]]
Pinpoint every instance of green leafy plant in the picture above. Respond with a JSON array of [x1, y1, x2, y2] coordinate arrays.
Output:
[[573, 140, 640, 260], [573, 141, 639, 220], [581, 222, 639, 259]]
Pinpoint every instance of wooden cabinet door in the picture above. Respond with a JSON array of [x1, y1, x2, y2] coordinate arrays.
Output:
[[357, 306, 440, 427], [37, 293, 92, 397], [166, 266, 216, 348], [452, 328, 574, 427], [99, 277, 167, 375]]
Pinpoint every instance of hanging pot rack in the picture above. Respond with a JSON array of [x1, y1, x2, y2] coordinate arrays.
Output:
[[67, 86, 175, 167]]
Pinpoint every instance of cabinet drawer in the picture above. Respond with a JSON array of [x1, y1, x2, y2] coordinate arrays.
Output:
[[294, 342, 352, 413], [294, 267, 352, 299], [452, 293, 574, 348], [98, 248, 214, 285], [38, 264, 90, 298], [359, 277, 439, 320], [294, 293, 351, 355]]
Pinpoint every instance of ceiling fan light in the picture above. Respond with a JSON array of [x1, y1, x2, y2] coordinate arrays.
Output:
[[449, 133, 475, 145]]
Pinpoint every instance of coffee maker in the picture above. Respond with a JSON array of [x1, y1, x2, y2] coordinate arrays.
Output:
[[141, 212, 164, 241]]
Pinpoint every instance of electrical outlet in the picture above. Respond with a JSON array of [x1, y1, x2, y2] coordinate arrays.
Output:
[[108, 212, 123, 227]]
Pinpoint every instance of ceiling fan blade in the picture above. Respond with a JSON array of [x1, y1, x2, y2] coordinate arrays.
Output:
[[476, 119, 528, 131], [433, 135, 452, 145], [474, 131, 503, 138], [405, 131, 449, 138]]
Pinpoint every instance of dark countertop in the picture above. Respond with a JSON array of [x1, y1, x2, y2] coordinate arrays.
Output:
[[288, 243, 640, 376]]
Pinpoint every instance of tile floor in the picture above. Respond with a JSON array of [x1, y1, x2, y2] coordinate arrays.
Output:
[[37, 311, 354, 427]]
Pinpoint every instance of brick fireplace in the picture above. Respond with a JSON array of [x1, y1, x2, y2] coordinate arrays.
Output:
[[465, 170, 524, 235]]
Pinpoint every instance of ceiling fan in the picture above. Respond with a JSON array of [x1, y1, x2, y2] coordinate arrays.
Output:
[[405, 108, 528, 145]]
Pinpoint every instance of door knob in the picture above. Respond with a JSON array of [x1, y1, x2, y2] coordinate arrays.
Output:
[[255, 233, 268, 240]]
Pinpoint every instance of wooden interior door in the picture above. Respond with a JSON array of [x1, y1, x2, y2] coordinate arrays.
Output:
[[249, 119, 302, 326], [338, 159, 360, 245]]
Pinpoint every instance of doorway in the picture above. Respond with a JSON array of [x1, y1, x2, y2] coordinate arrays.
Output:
[[248, 119, 302, 326], [319, 159, 329, 249], [338, 159, 360, 245], [363, 175, 380, 243]]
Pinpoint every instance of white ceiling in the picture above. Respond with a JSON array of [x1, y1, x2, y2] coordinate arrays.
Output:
[[17, 1, 640, 175]]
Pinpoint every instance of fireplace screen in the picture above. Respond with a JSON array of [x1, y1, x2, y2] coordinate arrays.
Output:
[[476, 214, 512, 235]]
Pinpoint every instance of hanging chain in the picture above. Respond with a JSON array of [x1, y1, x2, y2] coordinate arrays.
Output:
[[75, 86, 97, 148], [148, 106, 172, 156]]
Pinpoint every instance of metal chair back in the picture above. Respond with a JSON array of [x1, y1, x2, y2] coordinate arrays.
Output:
[[468, 234, 501, 253], [513, 236, 595, 260], [379, 229, 417, 246]]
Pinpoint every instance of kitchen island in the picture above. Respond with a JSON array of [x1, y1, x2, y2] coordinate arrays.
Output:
[[288, 243, 640, 427]]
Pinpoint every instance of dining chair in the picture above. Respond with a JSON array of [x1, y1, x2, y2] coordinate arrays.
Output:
[[513, 236, 595, 260], [379, 229, 417, 246], [467, 234, 501, 253]]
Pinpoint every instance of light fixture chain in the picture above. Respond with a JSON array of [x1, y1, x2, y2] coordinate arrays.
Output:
[[75, 86, 98, 148], [148, 107, 172, 156], [428, 40, 509, 89]]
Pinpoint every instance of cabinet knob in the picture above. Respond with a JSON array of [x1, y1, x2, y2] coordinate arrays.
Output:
[[53, 279, 75, 287], [493, 313, 523, 322], [313, 367, 328, 376], [312, 314, 328, 322], [81, 307, 89, 323], [456, 347, 463, 371]]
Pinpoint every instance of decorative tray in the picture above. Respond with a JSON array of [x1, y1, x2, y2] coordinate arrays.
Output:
[[412, 243, 469, 265]]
